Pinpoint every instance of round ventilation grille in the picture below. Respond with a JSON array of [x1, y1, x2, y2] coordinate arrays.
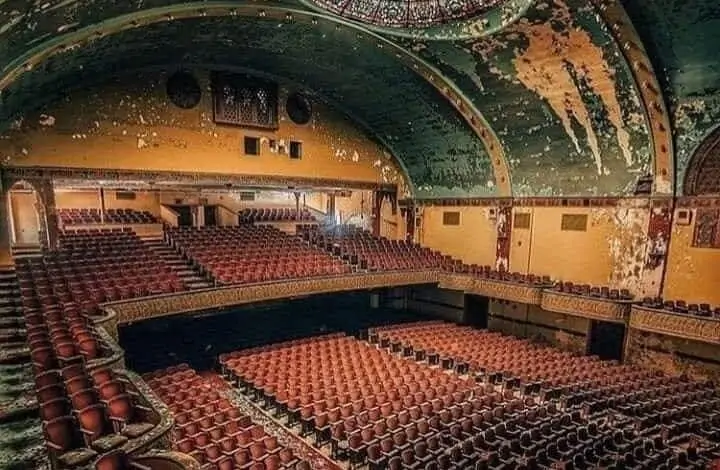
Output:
[[286, 93, 312, 125], [166, 71, 202, 109]]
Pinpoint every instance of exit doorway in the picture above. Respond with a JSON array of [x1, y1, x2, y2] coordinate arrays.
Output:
[[464, 294, 489, 329], [587, 320, 625, 361]]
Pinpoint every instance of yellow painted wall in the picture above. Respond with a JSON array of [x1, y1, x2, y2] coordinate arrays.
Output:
[[0, 70, 408, 193], [663, 209, 720, 305], [421, 204, 652, 294], [10, 191, 40, 244], [526, 206, 650, 289], [510, 208, 533, 273], [419, 206, 497, 266], [55, 190, 161, 215]]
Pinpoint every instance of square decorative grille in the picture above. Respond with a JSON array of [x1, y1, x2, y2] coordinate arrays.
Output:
[[443, 211, 461, 226], [560, 214, 588, 231], [513, 213, 531, 229], [212, 73, 278, 129]]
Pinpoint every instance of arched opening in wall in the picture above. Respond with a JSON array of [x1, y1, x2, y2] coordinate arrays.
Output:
[[684, 126, 720, 196], [683, 127, 720, 248], [8, 180, 41, 246]]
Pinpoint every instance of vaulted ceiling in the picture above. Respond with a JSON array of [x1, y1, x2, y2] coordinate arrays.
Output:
[[0, 0, 716, 198]]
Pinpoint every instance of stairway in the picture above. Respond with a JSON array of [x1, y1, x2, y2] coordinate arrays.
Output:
[[10, 244, 42, 261], [140, 236, 214, 290]]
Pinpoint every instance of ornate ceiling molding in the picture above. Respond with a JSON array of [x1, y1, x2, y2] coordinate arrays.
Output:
[[0, 2, 512, 197], [589, 0, 674, 195], [0, 166, 397, 192], [295, 0, 536, 40]]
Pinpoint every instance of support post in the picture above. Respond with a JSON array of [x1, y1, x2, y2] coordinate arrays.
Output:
[[99, 188, 105, 223], [0, 182, 13, 267], [294, 192, 301, 221]]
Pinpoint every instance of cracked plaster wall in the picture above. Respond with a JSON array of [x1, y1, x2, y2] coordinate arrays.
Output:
[[521, 205, 652, 294], [407, 0, 652, 197], [421, 203, 657, 296], [663, 211, 720, 306], [0, 70, 408, 192]]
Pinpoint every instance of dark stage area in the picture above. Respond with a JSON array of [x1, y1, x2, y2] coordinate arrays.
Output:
[[119, 292, 425, 373]]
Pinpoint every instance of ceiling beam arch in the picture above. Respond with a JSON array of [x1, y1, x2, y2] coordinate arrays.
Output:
[[0, 2, 512, 198]]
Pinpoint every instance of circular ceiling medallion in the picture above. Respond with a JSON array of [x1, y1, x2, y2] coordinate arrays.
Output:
[[166, 71, 202, 109], [286, 93, 312, 125]]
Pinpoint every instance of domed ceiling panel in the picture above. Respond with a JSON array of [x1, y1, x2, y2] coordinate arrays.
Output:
[[622, 0, 720, 194], [0, 15, 496, 199], [405, 0, 654, 196]]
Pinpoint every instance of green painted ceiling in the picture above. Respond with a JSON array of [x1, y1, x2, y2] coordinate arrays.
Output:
[[0, 12, 496, 199], [2, 0, 713, 197]]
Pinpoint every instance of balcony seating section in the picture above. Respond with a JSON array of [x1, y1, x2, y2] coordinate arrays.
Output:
[[299, 225, 453, 272], [221, 334, 571, 469], [369, 322, 720, 468], [58, 208, 158, 225], [36, 357, 158, 469], [640, 297, 720, 319], [240, 208, 315, 223], [555, 281, 633, 301], [446, 263, 554, 286], [17, 229, 186, 319], [166, 226, 350, 285], [143, 364, 306, 470]]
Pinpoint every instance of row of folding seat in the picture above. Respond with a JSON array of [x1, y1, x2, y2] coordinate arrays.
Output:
[[143, 364, 309, 470], [371, 322, 720, 467], [167, 226, 348, 286], [239, 208, 315, 223], [58, 208, 158, 225], [40, 360, 158, 469]]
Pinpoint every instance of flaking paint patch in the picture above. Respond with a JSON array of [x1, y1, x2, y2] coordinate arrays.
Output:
[[591, 201, 650, 295]]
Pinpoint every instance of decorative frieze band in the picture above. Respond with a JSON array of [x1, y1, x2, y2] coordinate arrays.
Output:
[[437, 273, 544, 305], [109, 271, 437, 324], [0, 166, 397, 192], [629, 306, 720, 345], [541, 291, 631, 323]]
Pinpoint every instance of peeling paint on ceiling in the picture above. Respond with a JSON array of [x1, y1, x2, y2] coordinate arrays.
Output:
[[622, 0, 720, 194], [406, 0, 653, 197], [0, 15, 496, 198]]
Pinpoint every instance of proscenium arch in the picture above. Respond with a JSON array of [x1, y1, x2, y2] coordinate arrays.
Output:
[[0, 3, 512, 197]]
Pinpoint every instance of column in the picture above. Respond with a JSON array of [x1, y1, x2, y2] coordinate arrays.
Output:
[[372, 191, 383, 237], [495, 204, 512, 272], [405, 202, 415, 243], [35, 178, 59, 251], [99, 188, 105, 223], [0, 186, 13, 266], [328, 192, 337, 222], [294, 192, 301, 221]]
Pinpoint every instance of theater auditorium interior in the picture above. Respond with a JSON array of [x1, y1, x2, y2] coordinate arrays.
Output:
[[0, 0, 720, 469]]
